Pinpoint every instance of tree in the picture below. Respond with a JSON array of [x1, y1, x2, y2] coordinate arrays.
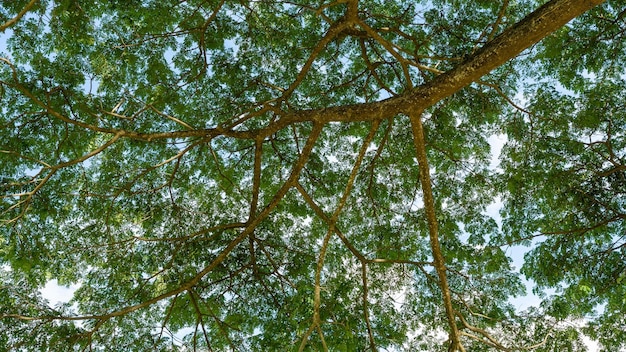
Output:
[[0, 0, 623, 350]]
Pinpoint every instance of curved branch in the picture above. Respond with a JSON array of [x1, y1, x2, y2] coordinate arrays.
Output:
[[281, 15, 353, 101], [0, 0, 39, 32], [278, 0, 607, 126]]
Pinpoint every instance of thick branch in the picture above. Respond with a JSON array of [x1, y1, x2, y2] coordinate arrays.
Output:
[[409, 111, 461, 350], [281, 0, 605, 124], [2, 0, 604, 144], [0, 0, 39, 32], [403, 0, 605, 108]]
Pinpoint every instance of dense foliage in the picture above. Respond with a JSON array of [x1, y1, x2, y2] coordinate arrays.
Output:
[[1, 0, 623, 351]]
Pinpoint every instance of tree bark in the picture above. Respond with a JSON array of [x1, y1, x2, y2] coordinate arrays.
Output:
[[282, 0, 606, 125], [410, 111, 463, 350]]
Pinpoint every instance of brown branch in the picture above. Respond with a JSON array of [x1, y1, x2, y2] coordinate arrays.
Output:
[[296, 182, 367, 262], [476, 80, 531, 114], [0, 62, 258, 142], [316, 325, 329, 351], [131, 222, 246, 243], [541, 213, 626, 236], [362, 263, 377, 351], [147, 104, 196, 130], [276, 0, 606, 126], [249, 138, 263, 221], [358, 39, 397, 96], [1, 0, 606, 146], [300, 120, 381, 351], [187, 289, 221, 350], [253, 237, 297, 289], [156, 294, 180, 346], [281, 15, 353, 101], [457, 312, 510, 351], [298, 223, 332, 352], [197, 0, 226, 71], [297, 182, 433, 269], [0, 0, 39, 32], [456, 310, 549, 351], [102, 137, 205, 211], [488, 0, 510, 41], [13, 78, 257, 141], [410, 111, 462, 350], [357, 20, 414, 89], [4, 0, 604, 146]]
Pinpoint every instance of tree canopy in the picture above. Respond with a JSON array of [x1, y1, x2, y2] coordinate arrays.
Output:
[[1, 0, 624, 350]]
